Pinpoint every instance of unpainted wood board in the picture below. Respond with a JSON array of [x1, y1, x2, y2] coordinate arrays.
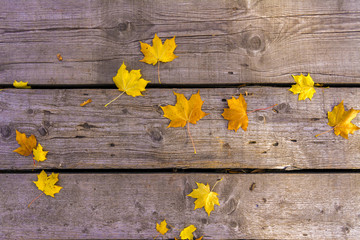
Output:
[[1, 0, 360, 85], [1, 173, 360, 239], [1, 87, 360, 170]]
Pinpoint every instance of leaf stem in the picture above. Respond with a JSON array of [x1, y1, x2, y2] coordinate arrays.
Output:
[[187, 121, 196, 154], [153, 233, 159, 240], [247, 103, 278, 114], [104, 91, 125, 107], [211, 177, 223, 192], [158, 62, 161, 84], [315, 127, 335, 138], [28, 192, 44, 208], [168, 224, 181, 231]]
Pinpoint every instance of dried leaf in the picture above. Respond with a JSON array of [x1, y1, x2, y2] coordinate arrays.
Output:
[[289, 73, 316, 100], [113, 62, 150, 97], [187, 182, 220, 216], [13, 130, 37, 156], [161, 91, 209, 128], [13, 80, 31, 89], [156, 219, 169, 235], [80, 98, 92, 106], [33, 144, 48, 162], [33, 170, 62, 197], [140, 33, 178, 66], [56, 53, 63, 61], [327, 101, 360, 139], [179, 225, 196, 240], [222, 94, 248, 132], [161, 91, 209, 153], [105, 62, 150, 107]]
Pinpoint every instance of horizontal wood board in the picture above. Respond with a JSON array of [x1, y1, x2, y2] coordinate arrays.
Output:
[[1, 173, 360, 239], [1, 87, 360, 170], [1, 0, 360, 85]]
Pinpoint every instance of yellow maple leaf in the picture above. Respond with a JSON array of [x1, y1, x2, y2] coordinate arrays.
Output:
[[161, 91, 208, 128], [156, 219, 169, 235], [33, 144, 48, 162], [33, 170, 62, 197], [179, 225, 196, 240], [161, 91, 209, 153], [140, 33, 178, 83], [13, 80, 31, 89], [13, 130, 37, 156], [289, 73, 316, 100], [222, 94, 248, 132], [187, 181, 221, 216], [105, 62, 150, 107], [327, 101, 360, 139], [140, 33, 178, 65]]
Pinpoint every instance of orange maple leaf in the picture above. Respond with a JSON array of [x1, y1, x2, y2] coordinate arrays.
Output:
[[317, 101, 360, 139], [161, 91, 209, 153], [222, 94, 248, 132], [13, 130, 37, 156]]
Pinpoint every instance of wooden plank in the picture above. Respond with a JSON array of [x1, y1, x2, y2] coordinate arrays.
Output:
[[1, 0, 360, 85], [1, 173, 359, 239], [1, 87, 360, 170]]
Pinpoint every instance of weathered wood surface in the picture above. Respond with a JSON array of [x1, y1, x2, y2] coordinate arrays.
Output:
[[1, 87, 360, 170], [2, 0, 360, 85], [1, 173, 359, 239]]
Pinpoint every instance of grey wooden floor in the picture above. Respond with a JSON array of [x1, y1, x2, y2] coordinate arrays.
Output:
[[1, 1, 360, 239]]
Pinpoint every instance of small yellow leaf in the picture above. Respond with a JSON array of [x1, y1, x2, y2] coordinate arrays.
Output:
[[33, 144, 48, 162], [289, 73, 316, 100], [180, 225, 196, 240], [140, 33, 178, 66], [33, 170, 62, 197], [187, 182, 220, 216], [156, 219, 169, 235], [13, 130, 37, 156], [222, 94, 248, 132], [113, 62, 150, 97], [13, 80, 31, 89], [80, 98, 92, 106], [161, 91, 209, 128], [56, 53, 63, 61], [327, 101, 360, 139]]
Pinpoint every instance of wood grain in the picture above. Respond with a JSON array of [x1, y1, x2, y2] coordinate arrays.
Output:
[[1, 87, 360, 170], [1, 173, 359, 239], [1, 0, 360, 85]]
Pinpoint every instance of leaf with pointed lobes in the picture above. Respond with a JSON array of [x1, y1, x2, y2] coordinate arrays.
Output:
[[140, 33, 178, 65], [14, 130, 37, 156], [289, 73, 316, 101], [222, 94, 248, 132], [327, 101, 360, 139]]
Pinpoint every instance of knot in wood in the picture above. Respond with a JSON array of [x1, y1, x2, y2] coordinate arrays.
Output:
[[149, 128, 163, 142], [38, 127, 48, 136], [1, 125, 11, 138]]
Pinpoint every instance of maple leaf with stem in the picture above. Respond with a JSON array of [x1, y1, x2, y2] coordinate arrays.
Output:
[[187, 178, 223, 216], [140, 33, 178, 84], [222, 94, 277, 132], [161, 91, 209, 154], [105, 62, 150, 107], [289, 73, 316, 101], [316, 101, 360, 139], [28, 170, 62, 207], [13, 80, 31, 89], [13, 130, 37, 156], [33, 143, 48, 162]]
